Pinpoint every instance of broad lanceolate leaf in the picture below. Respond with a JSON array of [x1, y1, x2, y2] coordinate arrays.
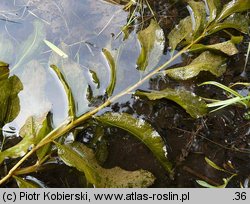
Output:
[[215, 0, 250, 22], [209, 13, 249, 35], [57, 142, 155, 187], [164, 51, 226, 80], [14, 176, 38, 188], [187, 0, 206, 38], [137, 19, 165, 71], [0, 114, 51, 164], [136, 88, 207, 118], [96, 112, 173, 175], [190, 40, 238, 56], [102, 48, 116, 97], [168, 17, 193, 50], [0, 65, 23, 127], [44, 40, 68, 58]]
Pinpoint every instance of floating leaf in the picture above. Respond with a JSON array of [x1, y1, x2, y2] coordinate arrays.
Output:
[[57, 142, 155, 187], [136, 88, 207, 118], [168, 17, 193, 50], [44, 40, 68, 58], [164, 51, 226, 80], [14, 176, 38, 188], [0, 113, 50, 164], [216, 0, 250, 22], [190, 41, 238, 56], [209, 13, 249, 35], [50, 65, 75, 118], [0, 65, 23, 127], [187, 0, 207, 37], [96, 112, 173, 174], [206, 0, 221, 23], [102, 48, 116, 97], [137, 19, 165, 71]]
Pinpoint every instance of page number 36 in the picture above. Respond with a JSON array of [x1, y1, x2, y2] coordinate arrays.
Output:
[[234, 192, 247, 201]]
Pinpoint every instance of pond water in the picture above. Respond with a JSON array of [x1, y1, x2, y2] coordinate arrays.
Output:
[[0, 0, 250, 188], [0, 0, 142, 129]]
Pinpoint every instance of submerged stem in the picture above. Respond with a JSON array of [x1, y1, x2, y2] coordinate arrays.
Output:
[[0, 30, 205, 185]]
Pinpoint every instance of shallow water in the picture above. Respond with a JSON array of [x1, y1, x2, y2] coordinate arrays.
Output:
[[0, 0, 144, 129]]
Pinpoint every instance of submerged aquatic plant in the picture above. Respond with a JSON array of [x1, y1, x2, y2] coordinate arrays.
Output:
[[0, 0, 250, 187], [199, 81, 250, 112]]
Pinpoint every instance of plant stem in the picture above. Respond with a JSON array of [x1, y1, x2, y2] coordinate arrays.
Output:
[[0, 32, 205, 185]]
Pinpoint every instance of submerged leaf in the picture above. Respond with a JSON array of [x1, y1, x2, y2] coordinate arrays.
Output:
[[205, 157, 227, 172], [57, 142, 155, 187], [44, 40, 68, 58], [137, 19, 165, 71], [136, 88, 207, 118], [14, 176, 38, 188], [49, 43, 89, 116], [96, 112, 173, 174], [187, 0, 207, 37], [209, 13, 249, 35], [102, 48, 116, 97], [0, 66, 23, 127], [12, 20, 45, 73], [164, 51, 226, 80], [190, 41, 238, 56], [0, 114, 50, 164], [168, 16, 193, 50], [216, 0, 250, 22], [50, 65, 75, 118]]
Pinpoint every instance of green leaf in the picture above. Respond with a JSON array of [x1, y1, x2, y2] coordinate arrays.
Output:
[[168, 16, 193, 50], [0, 66, 23, 127], [49, 43, 89, 116], [13, 176, 38, 188], [44, 40, 68, 59], [216, 0, 250, 22], [0, 113, 50, 164], [137, 19, 165, 71], [189, 40, 238, 56], [209, 13, 249, 35], [187, 0, 207, 37], [90, 70, 100, 89], [102, 48, 116, 97], [35, 114, 52, 160], [205, 157, 227, 172], [206, 0, 221, 23], [164, 51, 226, 80], [50, 65, 75, 118], [136, 88, 207, 118], [197, 174, 236, 188], [199, 81, 242, 98], [96, 112, 173, 175], [57, 142, 155, 187]]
